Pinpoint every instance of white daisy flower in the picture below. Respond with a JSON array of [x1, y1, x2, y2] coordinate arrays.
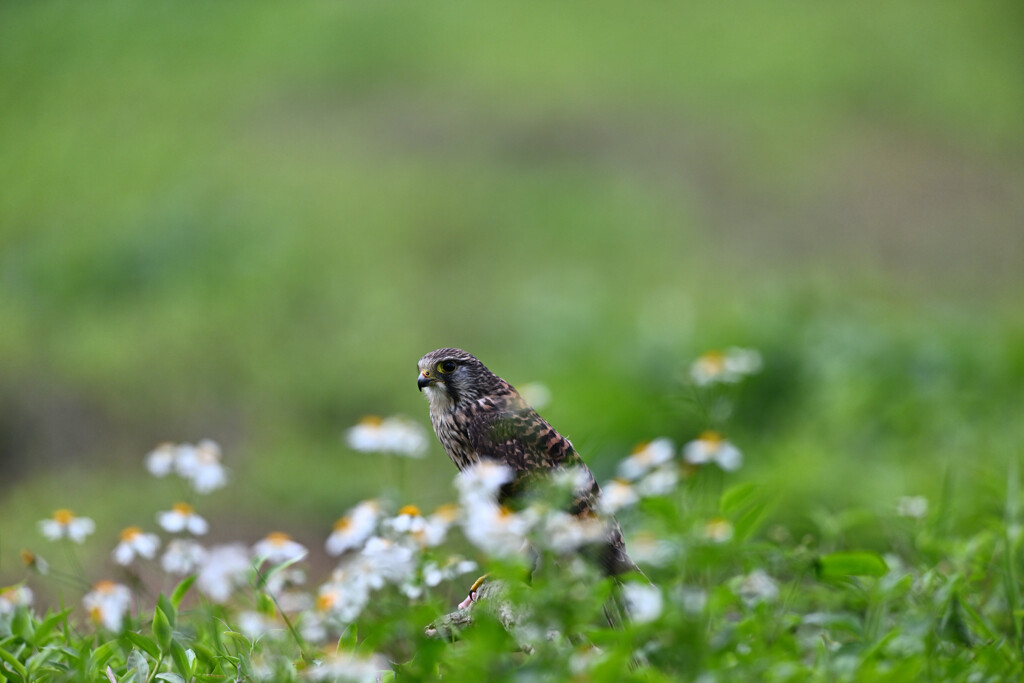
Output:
[[540, 510, 607, 552], [253, 532, 308, 564], [623, 583, 663, 624], [896, 495, 928, 519], [112, 526, 161, 566], [345, 416, 428, 458], [145, 442, 177, 477], [187, 439, 228, 493], [161, 539, 207, 575], [38, 509, 95, 543], [689, 347, 762, 386], [238, 611, 283, 640], [422, 558, 478, 588], [617, 438, 675, 481], [704, 517, 734, 543], [83, 581, 132, 631], [682, 431, 743, 471], [636, 464, 679, 496], [302, 650, 389, 683], [460, 499, 535, 558], [455, 460, 515, 505], [386, 505, 427, 535], [361, 536, 417, 587], [316, 569, 372, 624], [626, 531, 675, 567], [599, 479, 640, 514], [157, 502, 209, 535], [0, 585, 33, 615], [196, 544, 251, 603], [736, 569, 779, 606], [326, 500, 381, 556]]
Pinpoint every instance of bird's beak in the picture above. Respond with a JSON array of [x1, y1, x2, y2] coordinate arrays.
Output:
[[417, 371, 433, 391]]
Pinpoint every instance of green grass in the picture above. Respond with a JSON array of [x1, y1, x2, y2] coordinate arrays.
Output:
[[1, 0, 1023, 677]]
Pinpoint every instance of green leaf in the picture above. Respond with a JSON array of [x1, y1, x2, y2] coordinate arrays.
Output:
[[169, 640, 190, 676], [720, 482, 758, 515], [169, 576, 196, 611], [87, 640, 121, 675], [815, 551, 888, 578], [123, 632, 160, 660], [155, 674, 186, 683], [10, 609, 32, 644], [0, 645, 28, 681], [126, 649, 149, 683], [157, 594, 177, 628], [30, 609, 72, 647], [152, 605, 173, 652]]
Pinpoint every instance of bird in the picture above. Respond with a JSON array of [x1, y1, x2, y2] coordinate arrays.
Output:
[[416, 347, 643, 606]]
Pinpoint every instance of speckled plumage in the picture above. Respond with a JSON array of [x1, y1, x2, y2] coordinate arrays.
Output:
[[417, 348, 638, 576]]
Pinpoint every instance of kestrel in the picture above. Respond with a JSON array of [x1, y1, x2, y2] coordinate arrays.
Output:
[[417, 348, 641, 583]]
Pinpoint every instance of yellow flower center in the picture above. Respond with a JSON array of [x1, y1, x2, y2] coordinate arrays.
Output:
[[90, 605, 103, 622], [53, 509, 74, 524], [20, 550, 36, 566], [316, 593, 336, 611], [333, 517, 351, 531], [630, 441, 650, 454], [120, 526, 142, 541], [432, 503, 459, 521], [700, 351, 726, 372], [698, 430, 723, 445], [398, 504, 422, 517], [265, 532, 291, 546], [359, 415, 383, 426], [498, 505, 514, 519], [172, 502, 195, 515], [93, 580, 116, 593]]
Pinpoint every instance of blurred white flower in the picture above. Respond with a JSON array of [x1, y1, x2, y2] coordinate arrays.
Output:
[[636, 464, 679, 496], [417, 504, 459, 547], [627, 531, 675, 567], [0, 585, 33, 614], [317, 568, 371, 624], [112, 526, 161, 566], [39, 509, 95, 543], [690, 347, 762, 386], [238, 611, 285, 640], [455, 460, 515, 506], [704, 517, 735, 543], [83, 580, 131, 631], [386, 505, 427, 535], [147, 440, 228, 493], [345, 415, 428, 457], [599, 479, 640, 514], [623, 583, 663, 624], [158, 502, 209, 536], [461, 500, 534, 558], [736, 569, 779, 606], [896, 495, 928, 519], [145, 442, 177, 477], [186, 439, 228, 493], [326, 500, 381, 556], [617, 438, 675, 481], [197, 544, 251, 603], [682, 431, 743, 471], [422, 558, 478, 588], [361, 536, 417, 588], [253, 532, 308, 564], [540, 510, 607, 552], [161, 539, 207, 575], [517, 382, 552, 410], [302, 650, 389, 683]]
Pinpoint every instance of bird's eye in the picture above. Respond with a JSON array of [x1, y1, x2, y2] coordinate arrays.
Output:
[[438, 360, 457, 374]]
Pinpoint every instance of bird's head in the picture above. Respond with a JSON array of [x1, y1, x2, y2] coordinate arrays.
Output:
[[417, 348, 505, 409]]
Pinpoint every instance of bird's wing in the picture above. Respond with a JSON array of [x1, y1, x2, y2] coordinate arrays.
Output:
[[466, 392, 598, 512]]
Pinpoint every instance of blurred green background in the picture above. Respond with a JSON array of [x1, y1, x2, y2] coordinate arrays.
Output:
[[2, 0, 1023, 587]]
